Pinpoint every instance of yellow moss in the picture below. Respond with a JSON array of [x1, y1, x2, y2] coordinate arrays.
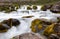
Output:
[[31, 28, 36, 32], [32, 19, 41, 24], [38, 24, 42, 30], [30, 25, 35, 29], [43, 23, 55, 36], [31, 22, 36, 26], [30, 19, 43, 33], [31, 19, 42, 26]]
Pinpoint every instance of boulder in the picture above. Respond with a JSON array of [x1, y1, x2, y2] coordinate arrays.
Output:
[[50, 1, 60, 13], [12, 33, 47, 39], [41, 4, 52, 11]]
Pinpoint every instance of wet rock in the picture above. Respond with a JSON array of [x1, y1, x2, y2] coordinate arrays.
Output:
[[33, 5, 37, 10], [50, 1, 60, 13], [12, 33, 47, 39], [53, 23, 60, 33], [8, 18, 20, 26], [48, 34, 59, 39], [0, 23, 10, 33], [22, 16, 34, 18], [41, 4, 52, 11], [30, 19, 52, 33], [2, 18, 20, 27], [27, 6, 32, 10]]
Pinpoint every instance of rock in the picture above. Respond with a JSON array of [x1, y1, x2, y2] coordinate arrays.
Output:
[[8, 18, 20, 26], [22, 16, 34, 18], [1, 18, 20, 27], [53, 23, 60, 33], [50, 1, 60, 13], [12, 33, 47, 39], [32, 5, 37, 10], [0, 23, 10, 33], [41, 4, 52, 11], [48, 34, 59, 39], [27, 6, 32, 10], [30, 19, 52, 33], [53, 23, 60, 37]]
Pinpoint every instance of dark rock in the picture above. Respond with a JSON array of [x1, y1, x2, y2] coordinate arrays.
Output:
[[41, 4, 52, 11], [2, 18, 20, 27], [8, 18, 20, 26], [48, 34, 59, 39], [22, 16, 34, 18], [0, 23, 10, 33], [50, 1, 60, 13], [53, 23, 60, 33], [53, 23, 60, 37]]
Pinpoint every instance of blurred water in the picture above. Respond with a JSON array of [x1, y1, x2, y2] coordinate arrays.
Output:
[[0, 5, 60, 39]]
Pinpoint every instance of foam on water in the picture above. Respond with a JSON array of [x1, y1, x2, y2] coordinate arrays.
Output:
[[0, 5, 60, 39]]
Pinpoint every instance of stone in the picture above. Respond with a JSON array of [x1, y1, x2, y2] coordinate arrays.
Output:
[[12, 33, 47, 39], [50, 1, 60, 13]]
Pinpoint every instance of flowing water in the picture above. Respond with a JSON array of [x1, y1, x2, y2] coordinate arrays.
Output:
[[0, 5, 60, 39]]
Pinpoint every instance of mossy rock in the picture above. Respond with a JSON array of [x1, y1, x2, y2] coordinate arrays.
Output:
[[30, 19, 42, 33], [27, 6, 32, 10], [41, 5, 47, 11], [0, 6, 6, 11], [0, 3, 20, 13], [12, 3, 20, 10], [41, 4, 52, 11], [32, 5, 37, 10], [5, 9, 13, 13], [43, 23, 56, 36], [30, 19, 53, 33], [0, 6, 12, 13]]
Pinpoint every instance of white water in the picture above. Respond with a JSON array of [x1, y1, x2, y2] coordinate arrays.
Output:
[[0, 5, 60, 39]]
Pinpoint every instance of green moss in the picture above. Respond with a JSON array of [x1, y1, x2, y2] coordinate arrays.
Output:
[[27, 6, 32, 10], [32, 5, 37, 10], [41, 5, 47, 11], [12, 3, 20, 9], [15, 0, 60, 5], [0, 3, 20, 13]]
